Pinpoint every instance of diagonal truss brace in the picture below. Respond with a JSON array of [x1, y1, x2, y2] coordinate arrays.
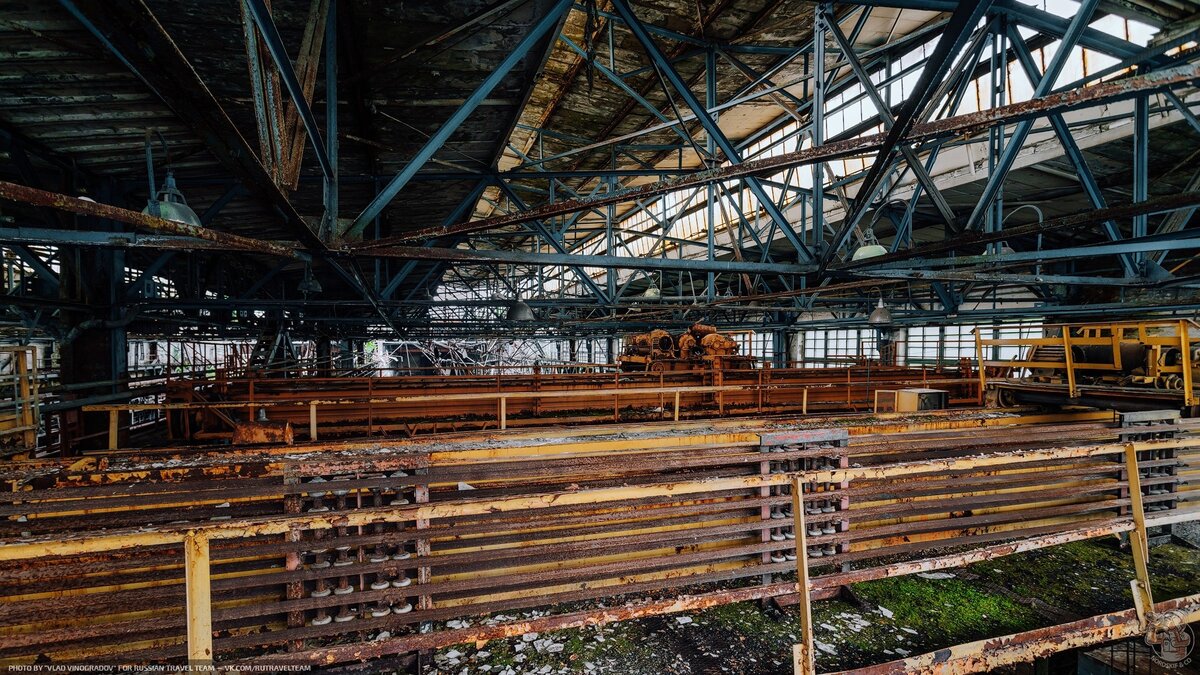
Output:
[[609, 0, 814, 263]]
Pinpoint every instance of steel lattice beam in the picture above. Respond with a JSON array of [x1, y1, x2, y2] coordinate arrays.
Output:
[[365, 60, 1200, 246], [818, 0, 994, 271], [343, 0, 573, 239], [609, 0, 815, 263]]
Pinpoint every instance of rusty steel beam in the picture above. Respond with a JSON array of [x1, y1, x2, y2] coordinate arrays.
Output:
[[0, 415, 1188, 669], [58, 0, 324, 250], [0, 437, 1187, 559], [828, 593, 1200, 675], [359, 61, 1200, 246], [247, 581, 797, 666], [353, 242, 813, 273], [833, 191, 1200, 272], [0, 181, 303, 260]]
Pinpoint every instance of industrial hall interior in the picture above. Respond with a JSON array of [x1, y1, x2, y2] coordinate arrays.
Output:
[[4, 0, 1200, 673]]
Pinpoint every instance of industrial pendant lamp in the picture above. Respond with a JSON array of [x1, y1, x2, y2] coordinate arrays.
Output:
[[851, 228, 887, 262], [506, 298, 536, 321], [867, 298, 893, 326], [852, 242, 888, 261], [867, 288, 893, 327], [641, 275, 661, 300], [853, 208, 894, 261], [141, 130, 202, 227]]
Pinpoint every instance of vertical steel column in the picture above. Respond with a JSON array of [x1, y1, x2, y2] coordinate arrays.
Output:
[[322, 0, 338, 241], [985, 18, 1006, 251], [963, 0, 1099, 234], [1133, 93, 1150, 268], [606, 176, 617, 302], [610, 0, 813, 262], [184, 531, 213, 665], [707, 47, 717, 302], [811, 5, 827, 254]]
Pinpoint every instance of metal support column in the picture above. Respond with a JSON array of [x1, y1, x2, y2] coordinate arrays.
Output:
[[1133, 93, 1150, 269], [184, 531, 213, 665], [322, 0, 338, 241]]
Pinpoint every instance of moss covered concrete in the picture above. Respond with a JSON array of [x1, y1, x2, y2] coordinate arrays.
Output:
[[422, 540, 1199, 674]]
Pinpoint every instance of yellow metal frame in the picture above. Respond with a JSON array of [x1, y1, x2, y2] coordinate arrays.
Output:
[[0, 346, 39, 450], [976, 319, 1199, 405], [0, 434, 1192, 667], [837, 441, 1185, 675]]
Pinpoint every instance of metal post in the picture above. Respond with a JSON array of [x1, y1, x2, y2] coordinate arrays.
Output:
[[107, 409, 119, 451], [322, 0, 338, 241], [811, 5, 826, 252], [1181, 321, 1195, 407], [985, 18, 1006, 248], [791, 475, 816, 675], [184, 531, 213, 665], [1132, 93, 1150, 268], [309, 402, 318, 440], [1063, 329, 1077, 398], [975, 330, 987, 405], [14, 349, 34, 449], [706, 47, 717, 302], [1123, 442, 1154, 629]]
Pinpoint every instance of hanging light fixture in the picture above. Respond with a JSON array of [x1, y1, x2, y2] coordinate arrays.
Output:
[[641, 277, 661, 300], [851, 226, 887, 261], [867, 298, 893, 326], [867, 287, 893, 327], [854, 205, 900, 261], [506, 297, 536, 321], [852, 242, 888, 261], [141, 130, 202, 227]]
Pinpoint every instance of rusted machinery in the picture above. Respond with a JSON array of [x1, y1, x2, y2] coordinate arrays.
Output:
[[148, 360, 977, 443], [981, 320, 1200, 413], [0, 409, 1194, 670], [619, 322, 753, 372]]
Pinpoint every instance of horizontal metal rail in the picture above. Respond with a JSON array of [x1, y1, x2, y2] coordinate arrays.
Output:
[[0, 421, 1190, 669]]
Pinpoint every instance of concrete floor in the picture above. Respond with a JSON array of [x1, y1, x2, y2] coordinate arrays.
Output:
[[422, 539, 1200, 674]]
